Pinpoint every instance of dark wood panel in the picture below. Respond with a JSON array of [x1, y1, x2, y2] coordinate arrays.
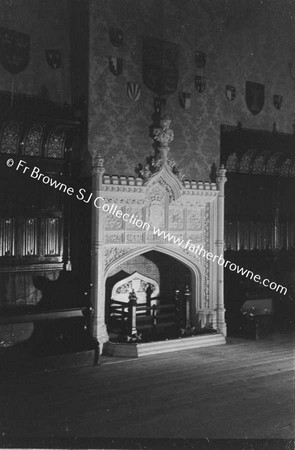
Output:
[[0, 307, 88, 325]]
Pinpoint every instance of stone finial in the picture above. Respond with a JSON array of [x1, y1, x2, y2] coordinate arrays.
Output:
[[153, 114, 174, 148], [217, 164, 227, 179], [92, 154, 105, 177], [153, 114, 174, 164], [93, 154, 104, 168], [216, 164, 227, 193]]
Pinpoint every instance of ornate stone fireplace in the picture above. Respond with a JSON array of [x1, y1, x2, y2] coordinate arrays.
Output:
[[90, 117, 227, 354]]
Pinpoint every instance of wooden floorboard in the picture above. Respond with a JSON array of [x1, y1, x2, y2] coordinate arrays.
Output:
[[0, 333, 294, 443]]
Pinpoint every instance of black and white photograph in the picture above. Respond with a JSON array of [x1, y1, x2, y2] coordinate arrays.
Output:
[[0, 1, 294, 449]]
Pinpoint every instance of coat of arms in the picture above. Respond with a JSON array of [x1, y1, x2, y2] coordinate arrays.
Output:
[[142, 36, 178, 96], [179, 92, 191, 110], [109, 57, 123, 76], [0, 27, 30, 74], [45, 50, 61, 69], [195, 75, 206, 93], [109, 28, 123, 48], [127, 82, 141, 102], [225, 85, 236, 101], [246, 81, 264, 115], [273, 94, 282, 110], [195, 51, 206, 69], [154, 97, 166, 114]]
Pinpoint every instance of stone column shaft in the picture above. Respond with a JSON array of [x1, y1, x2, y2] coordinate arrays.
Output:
[[216, 166, 227, 336], [91, 155, 108, 347]]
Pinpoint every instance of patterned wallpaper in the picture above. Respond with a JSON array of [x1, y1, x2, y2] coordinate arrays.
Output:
[[0, 0, 70, 103], [88, 0, 295, 181]]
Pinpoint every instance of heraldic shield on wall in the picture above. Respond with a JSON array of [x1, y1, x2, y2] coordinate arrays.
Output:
[[109, 56, 123, 76], [225, 85, 236, 102], [109, 27, 123, 48], [142, 36, 178, 96], [273, 94, 283, 110], [246, 81, 265, 115], [45, 49, 61, 69], [195, 51, 206, 69], [179, 92, 191, 110], [0, 27, 30, 74], [127, 82, 141, 102]]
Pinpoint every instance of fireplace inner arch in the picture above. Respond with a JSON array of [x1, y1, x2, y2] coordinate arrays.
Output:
[[105, 249, 198, 340]]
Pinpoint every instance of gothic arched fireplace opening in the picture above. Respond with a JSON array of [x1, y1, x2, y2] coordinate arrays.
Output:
[[106, 250, 194, 342]]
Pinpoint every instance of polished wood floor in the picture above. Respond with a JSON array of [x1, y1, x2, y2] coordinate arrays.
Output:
[[0, 333, 294, 446]]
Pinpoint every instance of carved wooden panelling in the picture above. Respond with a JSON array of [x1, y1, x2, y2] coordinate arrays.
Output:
[[23, 123, 45, 156], [0, 121, 21, 154], [290, 163, 295, 177], [22, 218, 38, 256], [39, 181, 61, 210], [265, 153, 281, 175], [252, 152, 267, 174], [239, 149, 255, 174], [278, 158, 292, 177], [45, 218, 60, 255], [226, 153, 239, 172], [0, 218, 15, 256], [45, 127, 66, 158]]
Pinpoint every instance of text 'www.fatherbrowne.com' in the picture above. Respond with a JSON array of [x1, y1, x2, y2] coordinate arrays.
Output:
[[152, 226, 287, 295]]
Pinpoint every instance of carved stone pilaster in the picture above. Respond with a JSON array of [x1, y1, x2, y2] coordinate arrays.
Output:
[[216, 165, 227, 336], [90, 154, 108, 346]]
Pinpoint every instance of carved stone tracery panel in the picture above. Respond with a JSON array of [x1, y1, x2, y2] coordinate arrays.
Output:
[[168, 207, 184, 230]]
